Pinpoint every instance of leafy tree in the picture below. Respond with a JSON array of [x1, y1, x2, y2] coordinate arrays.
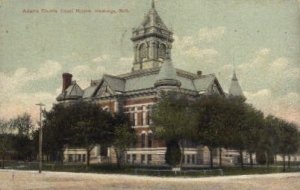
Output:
[[41, 104, 74, 162], [112, 112, 136, 168], [151, 91, 197, 167], [9, 113, 34, 161], [0, 119, 12, 168], [243, 105, 264, 167], [194, 95, 229, 168], [65, 101, 114, 168], [276, 119, 300, 171], [165, 140, 181, 167], [9, 113, 33, 136], [42, 101, 115, 168], [0, 114, 34, 167], [225, 97, 249, 168], [256, 115, 280, 166]]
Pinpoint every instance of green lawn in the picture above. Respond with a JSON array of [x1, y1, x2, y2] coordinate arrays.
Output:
[[2, 161, 300, 177]]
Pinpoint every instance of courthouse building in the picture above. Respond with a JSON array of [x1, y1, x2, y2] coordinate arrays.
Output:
[[56, 1, 244, 165]]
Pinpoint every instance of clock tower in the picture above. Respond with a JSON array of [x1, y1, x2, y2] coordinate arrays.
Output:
[[131, 0, 174, 71]]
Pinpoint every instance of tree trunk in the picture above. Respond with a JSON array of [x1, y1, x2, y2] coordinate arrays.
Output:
[[265, 151, 269, 168], [283, 155, 286, 172], [209, 147, 213, 169], [288, 155, 291, 169], [59, 150, 64, 166], [219, 147, 222, 167], [250, 152, 253, 167], [114, 148, 124, 169], [178, 141, 184, 169], [86, 148, 91, 170], [1, 155, 4, 169], [239, 149, 244, 168]]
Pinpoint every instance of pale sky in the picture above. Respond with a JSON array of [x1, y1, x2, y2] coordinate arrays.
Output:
[[0, 0, 299, 127]]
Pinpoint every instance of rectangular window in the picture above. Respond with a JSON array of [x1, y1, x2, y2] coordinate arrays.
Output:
[[141, 154, 145, 164], [68, 154, 73, 162], [148, 134, 153, 148], [130, 112, 135, 126], [145, 111, 150, 125], [138, 112, 143, 126], [141, 134, 146, 148], [100, 146, 108, 156], [82, 154, 86, 162], [147, 155, 152, 164], [132, 154, 136, 164], [78, 154, 81, 162], [127, 154, 131, 163], [187, 155, 190, 164], [192, 155, 195, 164]]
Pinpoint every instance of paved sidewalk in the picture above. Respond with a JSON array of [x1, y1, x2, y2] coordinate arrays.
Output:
[[0, 170, 299, 190]]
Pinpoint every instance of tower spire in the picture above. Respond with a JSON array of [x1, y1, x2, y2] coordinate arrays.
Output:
[[232, 69, 237, 81], [152, 0, 155, 9], [229, 70, 245, 98], [131, 0, 173, 71]]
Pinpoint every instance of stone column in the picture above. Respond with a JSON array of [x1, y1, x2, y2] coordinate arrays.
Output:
[[134, 107, 137, 126]]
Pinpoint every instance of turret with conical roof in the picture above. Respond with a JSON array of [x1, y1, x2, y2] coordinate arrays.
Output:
[[131, 0, 174, 71], [154, 51, 181, 91], [228, 71, 245, 98]]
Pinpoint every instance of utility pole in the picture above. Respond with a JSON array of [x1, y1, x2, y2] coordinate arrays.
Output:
[[36, 103, 45, 174]]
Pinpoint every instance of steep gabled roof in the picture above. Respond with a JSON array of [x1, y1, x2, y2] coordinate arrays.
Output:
[[103, 74, 125, 92], [229, 71, 245, 97], [193, 74, 216, 92], [56, 81, 83, 101]]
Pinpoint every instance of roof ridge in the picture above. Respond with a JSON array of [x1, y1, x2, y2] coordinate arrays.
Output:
[[103, 73, 125, 80]]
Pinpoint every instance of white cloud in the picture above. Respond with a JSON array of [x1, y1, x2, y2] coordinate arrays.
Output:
[[71, 64, 106, 88], [183, 47, 218, 59], [92, 54, 110, 63], [245, 90, 300, 127], [173, 34, 220, 72], [172, 26, 225, 69], [36, 60, 62, 79], [223, 47, 300, 127], [68, 55, 132, 88], [0, 60, 62, 122], [198, 27, 226, 42]]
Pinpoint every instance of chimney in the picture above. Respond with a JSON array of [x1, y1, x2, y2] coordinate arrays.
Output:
[[62, 73, 72, 92], [197, 70, 202, 76]]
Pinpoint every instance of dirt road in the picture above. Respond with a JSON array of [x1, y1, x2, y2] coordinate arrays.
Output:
[[0, 170, 299, 190]]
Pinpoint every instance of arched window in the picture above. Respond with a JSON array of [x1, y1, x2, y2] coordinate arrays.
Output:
[[158, 43, 166, 59], [139, 43, 147, 60], [141, 133, 146, 148]]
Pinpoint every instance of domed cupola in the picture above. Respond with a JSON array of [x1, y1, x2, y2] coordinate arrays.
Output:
[[154, 52, 181, 89]]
